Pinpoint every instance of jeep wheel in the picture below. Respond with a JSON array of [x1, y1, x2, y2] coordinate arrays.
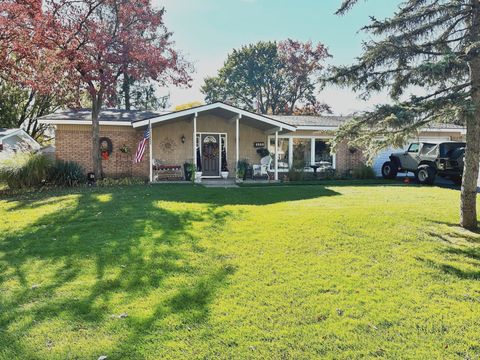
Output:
[[415, 165, 436, 185], [381, 161, 398, 179]]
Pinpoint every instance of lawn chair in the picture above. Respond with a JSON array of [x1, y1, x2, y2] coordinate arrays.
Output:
[[252, 155, 272, 179]]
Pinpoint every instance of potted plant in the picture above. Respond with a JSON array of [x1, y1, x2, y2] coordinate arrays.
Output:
[[194, 151, 202, 183], [221, 148, 229, 179], [236, 159, 249, 182], [256, 147, 270, 158], [184, 162, 195, 182], [119, 144, 130, 154]]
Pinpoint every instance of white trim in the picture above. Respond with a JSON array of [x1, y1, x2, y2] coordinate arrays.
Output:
[[288, 138, 293, 169], [197, 132, 228, 178], [310, 138, 316, 166], [421, 128, 466, 134], [236, 116, 240, 177], [292, 124, 466, 135], [149, 120, 153, 183], [0, 129, 23, 140], [37, 119, 132, 126], [193, 113, 197, 170], [274, 134, 333, 139], [132, 102, 296, 131], [268, 135, 336, 170], [274, 131, 279, 181], [296, 125, 339, 131], [0, 129, 40, 150]]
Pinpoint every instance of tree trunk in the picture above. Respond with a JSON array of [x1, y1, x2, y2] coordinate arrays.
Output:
[[123, 74, 131, 110], [91, 92, 103, 179], [460, 0, 480, 230]]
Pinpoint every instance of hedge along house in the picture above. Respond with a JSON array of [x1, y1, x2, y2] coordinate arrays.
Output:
[[37, 102, 467, 181]]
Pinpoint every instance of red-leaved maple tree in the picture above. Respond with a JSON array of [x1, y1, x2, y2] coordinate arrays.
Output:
[[0, 0, 191, 177]]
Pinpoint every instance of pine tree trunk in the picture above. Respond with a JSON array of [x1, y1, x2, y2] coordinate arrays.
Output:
[[91, 92, 103, 179], [460, 0, 480, 230]]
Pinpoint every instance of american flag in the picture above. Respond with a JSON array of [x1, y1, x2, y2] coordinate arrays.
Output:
[[134, 127, 150, 163]]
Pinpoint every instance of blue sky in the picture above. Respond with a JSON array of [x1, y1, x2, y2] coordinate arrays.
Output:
[[155, 0, 401, 114]]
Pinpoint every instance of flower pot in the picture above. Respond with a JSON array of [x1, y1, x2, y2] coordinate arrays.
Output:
[[194, 171, 202, 184], [221, 171, 229, 179]]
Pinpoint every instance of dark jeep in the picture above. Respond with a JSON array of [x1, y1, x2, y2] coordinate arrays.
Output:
[[381, 142, 465, 185]]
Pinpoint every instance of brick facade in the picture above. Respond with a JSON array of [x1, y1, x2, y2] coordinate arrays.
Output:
[[335, 141, 365, 174], [55, 124, 149, 178], [54, 123, 366, 179], [59, 121, 463, 180]]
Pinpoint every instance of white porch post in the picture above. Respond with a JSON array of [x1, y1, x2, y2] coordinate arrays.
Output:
[[193, 112, 197, 169], [311, 138, 316, 166], [235, 114, 241, 177], [288, 137, 293, 169], [274, 130, 279, 181], [149, 119, 153, 183]]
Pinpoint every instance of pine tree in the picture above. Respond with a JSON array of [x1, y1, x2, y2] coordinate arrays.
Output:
[[330, 0, 480, 230]]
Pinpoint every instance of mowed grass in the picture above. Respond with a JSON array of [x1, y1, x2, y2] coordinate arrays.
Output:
[[1, 182, 480, 359]]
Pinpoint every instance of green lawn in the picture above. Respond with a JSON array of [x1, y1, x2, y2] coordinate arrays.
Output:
[[1, 182, 480, 359]]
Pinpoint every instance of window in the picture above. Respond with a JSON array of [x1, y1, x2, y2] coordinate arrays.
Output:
[[269, 138, 289, 169], [315, 140, 333, 164], [420, 143, 437, 156], [268, 136, 336, 171], [408, 143, 420, 153], [292, 139, 311, 168]]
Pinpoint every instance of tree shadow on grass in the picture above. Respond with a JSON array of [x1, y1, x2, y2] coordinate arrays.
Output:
[[0, 188, 237, 358], [2, 183, 342, 209], [418, 223, 480, 281]]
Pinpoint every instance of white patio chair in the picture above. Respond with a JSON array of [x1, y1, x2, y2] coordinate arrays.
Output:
[[252, 156, 272, 179]]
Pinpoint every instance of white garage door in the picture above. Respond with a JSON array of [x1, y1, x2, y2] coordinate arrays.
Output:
[[372, 136, 452, 177], [373, 147, 405, 176]]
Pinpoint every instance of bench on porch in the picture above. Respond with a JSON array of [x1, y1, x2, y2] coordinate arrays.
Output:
[[153, 163, 183, 181]]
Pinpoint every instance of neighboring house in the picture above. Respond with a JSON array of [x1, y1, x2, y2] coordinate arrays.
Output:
[[37, 102, 467, 181], [0, 128, 41, 153]]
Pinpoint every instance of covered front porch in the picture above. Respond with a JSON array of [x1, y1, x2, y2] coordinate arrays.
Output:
[[132, 103, 296, 182]]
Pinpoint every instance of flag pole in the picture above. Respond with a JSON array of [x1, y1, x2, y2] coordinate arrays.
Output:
[[149, 119, 153, 183]]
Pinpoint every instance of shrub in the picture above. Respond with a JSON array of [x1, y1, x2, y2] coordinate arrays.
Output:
[[49, 160, 86, 187], [97, 177, 147, 187], [351, 165, 376, 179], [237, 159, 249, 179], [286, 168, 306, 182], [0, 152, 52, 189]]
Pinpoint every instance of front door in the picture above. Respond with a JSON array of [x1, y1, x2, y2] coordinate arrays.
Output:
[[201, 134, 220, 177]]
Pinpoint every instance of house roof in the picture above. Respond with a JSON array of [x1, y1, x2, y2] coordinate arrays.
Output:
[[270, 115, 350, 128], [37, 109, 165, 126], [37, 103, 297, 131], [131, 102, 297, 131], [0, 128, 40, 150], [0, 128, 21, 139], [272, 115, 466, 133], [36, 104, 466, 134]]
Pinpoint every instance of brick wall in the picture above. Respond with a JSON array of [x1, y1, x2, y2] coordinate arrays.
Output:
[[335, 141, 366, 174], [55, 124, 149, 178]]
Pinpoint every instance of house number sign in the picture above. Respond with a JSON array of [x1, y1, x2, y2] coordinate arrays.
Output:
[[254, 142, 265, 148]]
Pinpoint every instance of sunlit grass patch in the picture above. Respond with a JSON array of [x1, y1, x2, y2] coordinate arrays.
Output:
[[0, 182, 479, 359]]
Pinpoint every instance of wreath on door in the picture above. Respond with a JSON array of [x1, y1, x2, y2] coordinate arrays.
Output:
[[202, 141, 219, 160], [99, 137, 113, 160]]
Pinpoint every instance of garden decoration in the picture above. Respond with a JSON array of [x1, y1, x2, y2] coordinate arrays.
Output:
[[99, 137, 113, 160]]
